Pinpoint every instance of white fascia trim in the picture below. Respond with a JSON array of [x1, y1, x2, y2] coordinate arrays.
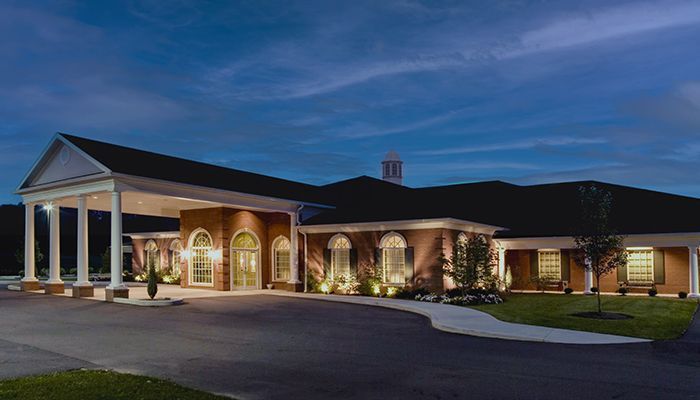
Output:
[[16, 133, 111, 192], [20, 179, 117, 204], [112, 173, 333, 213], [124, 231, 180, 240], [496, 232, 700, 250], [298, 218, 505, 235]]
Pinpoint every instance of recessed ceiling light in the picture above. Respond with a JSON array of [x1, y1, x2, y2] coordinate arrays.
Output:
[[137, 201, 143, 204], [92, 196, 98, 200]]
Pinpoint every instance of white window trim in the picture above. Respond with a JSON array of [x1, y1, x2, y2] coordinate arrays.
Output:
[[537, 249, 562, 281], [188, 228, 214, 288], [328, 233, 352, 279], [380, 231, 407, 285], [626, 249, 655, 283], [271, 235, 291, 283]]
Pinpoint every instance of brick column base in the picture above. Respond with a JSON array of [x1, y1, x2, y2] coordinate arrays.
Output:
[[72, 285, 94, 298], [44, 282, 65, 294], [105, 287, 129, 302], [20, 280, 40, 291]]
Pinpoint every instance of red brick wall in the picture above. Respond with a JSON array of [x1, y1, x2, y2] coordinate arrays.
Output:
[[179, 207, 296, 291], [131, 237, 179, 275], [306, 228, 489, 292], [507, 247, 691, 295]]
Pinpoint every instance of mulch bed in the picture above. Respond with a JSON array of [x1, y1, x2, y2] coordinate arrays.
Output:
[[571, 311, 634, 320]]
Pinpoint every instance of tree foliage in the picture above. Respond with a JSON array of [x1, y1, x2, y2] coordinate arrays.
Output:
[[147, 259, 158, 300], [441, 234, 497, 294], [15, 240, 44, 266], [573, 185, 627, 314]]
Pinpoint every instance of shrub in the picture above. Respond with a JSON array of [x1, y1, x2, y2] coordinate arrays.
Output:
[[68, 268, 77, 275], [590, 287, 599, 293], [395, 287, 429, 300], [618, 287, 628, 296], [648, 287, 658, 297], [147, 260, 158, 300], [415, 292, 503, 306], [679, 291, 688, 299], [357, 261, 382, 297], [162, 274, 181, 285], [333, 273, 359, 294], [564, 287, 573, 294]]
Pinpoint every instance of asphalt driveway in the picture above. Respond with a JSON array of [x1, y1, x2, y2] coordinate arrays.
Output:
[[0, 289, 699, 399]]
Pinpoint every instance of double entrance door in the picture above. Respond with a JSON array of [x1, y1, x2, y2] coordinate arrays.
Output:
[[232, 249, 258, 289]]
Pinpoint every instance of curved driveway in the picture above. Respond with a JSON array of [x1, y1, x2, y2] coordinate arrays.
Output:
[[0, 290, 698, 399]]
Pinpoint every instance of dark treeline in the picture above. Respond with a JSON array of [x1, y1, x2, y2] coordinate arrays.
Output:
[[0, 204, 178, 276]]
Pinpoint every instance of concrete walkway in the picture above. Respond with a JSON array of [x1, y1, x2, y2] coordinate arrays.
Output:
[[267, 291, 650, 345], [3, 282, 649, 344]]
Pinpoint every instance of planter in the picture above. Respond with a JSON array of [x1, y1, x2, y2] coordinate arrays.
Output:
[[266, 283, 274, 290], [113, 297, 184, 307]]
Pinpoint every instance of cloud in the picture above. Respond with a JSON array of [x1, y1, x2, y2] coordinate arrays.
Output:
[[506, 0, 700, 57], [415, 137, 607, 156]]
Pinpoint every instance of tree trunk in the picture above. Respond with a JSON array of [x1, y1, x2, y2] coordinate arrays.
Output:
[[596, 274, 602, 314]]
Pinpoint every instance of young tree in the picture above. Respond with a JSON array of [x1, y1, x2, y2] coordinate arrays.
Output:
[[573, 185, 628, 314], [442, 234, 497, 295], [101, 248, 110, 274], [147, 259, 158, 300], [15, 240, 45, 266]]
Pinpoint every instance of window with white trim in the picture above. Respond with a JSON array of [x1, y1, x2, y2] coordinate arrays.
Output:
[[627, 249, 654, 283], [381, 233, 406, 284], [272, 236, 291, 281], [329, 235, 351, 278], [190, 231, 213, 285], [144, 240, 160, 272], [538, 250, 561, 281], [170, 239, 182, 278]]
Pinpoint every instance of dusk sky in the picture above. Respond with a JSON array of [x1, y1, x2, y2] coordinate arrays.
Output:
[[2, 0, 700, 204]]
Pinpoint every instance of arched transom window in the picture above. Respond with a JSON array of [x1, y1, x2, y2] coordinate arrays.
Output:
[[457, 232, 468, 244], [380, 233, 406, 284], [169, 239, 183, 278], [272, 236, 291, 281], [328, 234, 351, 278], [144, 239, 160, 272], [190, 230, 213, 285]]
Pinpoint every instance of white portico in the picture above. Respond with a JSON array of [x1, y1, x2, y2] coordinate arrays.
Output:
[[16, 133, 325, 300]]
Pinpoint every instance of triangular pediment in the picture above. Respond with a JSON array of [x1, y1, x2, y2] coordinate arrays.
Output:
[[19, 134, 109, 189]]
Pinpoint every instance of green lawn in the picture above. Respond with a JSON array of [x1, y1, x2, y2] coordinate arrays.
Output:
[[0, 370, 229, 400], [471, 293, 698, 340]]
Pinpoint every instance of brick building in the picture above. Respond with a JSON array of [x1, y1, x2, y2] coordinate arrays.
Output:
[[15, 133, 700, 299]]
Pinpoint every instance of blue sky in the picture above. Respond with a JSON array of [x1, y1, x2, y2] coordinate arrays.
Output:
[[2, 0, 700, 204]]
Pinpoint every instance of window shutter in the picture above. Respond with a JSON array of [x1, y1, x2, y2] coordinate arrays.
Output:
[[617, 258, 628, 283], [374, 248, 383, 271], [530, 251, 539, 278], [349, 249, 358, 275], [404, 247, 414, 285], [323, 249, 331, 278], [654, 250, 665, 284], [560, 250, 570, 282]]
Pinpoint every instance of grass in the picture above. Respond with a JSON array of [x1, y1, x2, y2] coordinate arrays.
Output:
[[0, 370, 230, 400], [470, 293, 698, 340]]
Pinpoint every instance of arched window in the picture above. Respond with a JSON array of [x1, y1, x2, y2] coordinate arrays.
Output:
[[169, 239, 183, 278], [457, 232, 468, 244], [272, 236, 291, 281], [231, 230, 260, 289], [189, 230, 213, 285], [144, 239, 160, 272], [380, 232, 406, 284], [328, 234, 351, 278]]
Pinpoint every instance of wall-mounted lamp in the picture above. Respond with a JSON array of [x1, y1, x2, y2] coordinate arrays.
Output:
[[43, 203, 54, 213]]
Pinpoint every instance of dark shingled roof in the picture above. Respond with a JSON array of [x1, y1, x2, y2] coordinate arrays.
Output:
[[60, 133, 330, 206], [60, 133, 700, 238]]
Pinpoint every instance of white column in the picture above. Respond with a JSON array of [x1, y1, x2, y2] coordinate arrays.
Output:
[[689, 246, 699, 298], [497, 247, 506, 278], [584, 258, 593, 295], [47, 203, 63, 284], [21, 203, 38, 284], [287, 212, 301, 284], [75, 195, 91, 287], [107, 191, 125, 289]]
